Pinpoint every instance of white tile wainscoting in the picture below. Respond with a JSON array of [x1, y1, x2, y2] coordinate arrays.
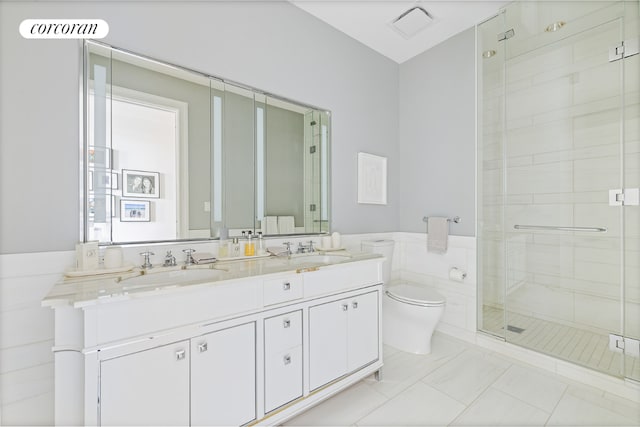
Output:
[[1, 233, 638, 426], [0, 250, 75, 425]]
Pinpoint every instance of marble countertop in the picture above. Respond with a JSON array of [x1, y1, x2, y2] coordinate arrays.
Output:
[[42, 251, 383, 308]]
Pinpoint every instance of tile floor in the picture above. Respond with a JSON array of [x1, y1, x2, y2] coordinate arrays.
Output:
[[284, 333, 640, 426]]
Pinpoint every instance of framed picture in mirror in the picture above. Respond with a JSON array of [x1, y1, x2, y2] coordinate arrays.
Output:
[[122, 169, 160, 198], [88, 146, 111, 169], [120, 200, 150, 222], [89, 170, 118, 190]]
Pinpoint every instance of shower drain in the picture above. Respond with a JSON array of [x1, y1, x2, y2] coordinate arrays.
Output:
[[506, 325, 526, 334]]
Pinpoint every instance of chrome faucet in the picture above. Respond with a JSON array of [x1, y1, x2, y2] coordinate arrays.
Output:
[[296, 240, 316, 254], [282, 242, 292, 256], [140, 251, 154, 269], [182, 248, 195, 266], [163, 251, 177, 267]]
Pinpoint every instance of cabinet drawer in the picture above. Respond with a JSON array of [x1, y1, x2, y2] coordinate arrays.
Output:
[[264, 310, 302, 353], [263, 275, 303, 306], [264, 345, 303, 413]]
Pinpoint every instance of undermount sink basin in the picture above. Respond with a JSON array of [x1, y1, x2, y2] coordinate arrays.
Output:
[[288, 254, 351, 266], [121, 268, 224, 290]]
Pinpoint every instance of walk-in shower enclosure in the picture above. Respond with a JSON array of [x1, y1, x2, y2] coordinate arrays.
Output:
[[477, 1, 639, 382]]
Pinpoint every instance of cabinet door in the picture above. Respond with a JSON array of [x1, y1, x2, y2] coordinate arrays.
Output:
[[191, 322, 256, 426], [264, 311, 303, 412], [265, 346, 303, 413], [100, 340, 190, 426], [309, 299, 348, 390], [347, 291, 379, 371]]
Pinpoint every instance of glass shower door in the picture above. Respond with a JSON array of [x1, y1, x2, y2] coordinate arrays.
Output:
[[504, 11, 625, 376], [478, 1, 640, 380], [477, 10, 507, 340]]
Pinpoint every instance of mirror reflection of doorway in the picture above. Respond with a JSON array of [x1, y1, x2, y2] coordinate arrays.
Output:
[[88, 87, 185, 243]]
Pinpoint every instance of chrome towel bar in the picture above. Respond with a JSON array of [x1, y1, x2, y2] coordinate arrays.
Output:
[[514, 225, 607, 232]]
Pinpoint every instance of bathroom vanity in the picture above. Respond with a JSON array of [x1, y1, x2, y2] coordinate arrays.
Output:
[[43, 252, 383, 426]]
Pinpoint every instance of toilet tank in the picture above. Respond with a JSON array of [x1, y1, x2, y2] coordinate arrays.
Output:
[[361, 239, 395, 284]]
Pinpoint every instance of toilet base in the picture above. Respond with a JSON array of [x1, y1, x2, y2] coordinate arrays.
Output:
[[382, 294, 444, 355]]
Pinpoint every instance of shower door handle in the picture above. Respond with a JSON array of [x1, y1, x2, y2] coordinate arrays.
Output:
[[514, 225, 607, 232]]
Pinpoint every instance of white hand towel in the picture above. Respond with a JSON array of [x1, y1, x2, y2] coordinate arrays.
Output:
[[427, 217, 448, 254], [278, 216, 295, 234], [192, 252, 217, 264], [266, 246, 288, 256], [262, 216, 279, 235]]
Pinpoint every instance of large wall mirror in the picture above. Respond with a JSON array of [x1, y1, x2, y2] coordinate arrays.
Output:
[[84, 41, 330, 245]]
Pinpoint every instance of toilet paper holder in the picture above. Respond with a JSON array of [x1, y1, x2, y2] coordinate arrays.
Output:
[[449, 267, 467, 282]]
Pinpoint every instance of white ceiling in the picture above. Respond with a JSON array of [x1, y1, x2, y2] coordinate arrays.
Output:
[[290, 1, 510, 63]]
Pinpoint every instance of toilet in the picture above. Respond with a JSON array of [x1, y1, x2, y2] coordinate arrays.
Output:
[[361, 239, 445, 355]]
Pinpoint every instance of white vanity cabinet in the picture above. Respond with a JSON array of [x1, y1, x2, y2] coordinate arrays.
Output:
[[100, 340, 191, 426], [309, 290, 379, 390], [45, 255, 384, 426]]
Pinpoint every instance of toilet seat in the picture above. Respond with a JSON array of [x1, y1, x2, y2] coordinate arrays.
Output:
[[385, 283, 445, 307]]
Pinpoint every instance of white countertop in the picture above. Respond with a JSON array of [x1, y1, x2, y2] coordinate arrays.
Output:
[[42, 251, 383, 308]]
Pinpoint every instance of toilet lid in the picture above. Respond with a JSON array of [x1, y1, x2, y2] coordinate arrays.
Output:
[[386, 283, 445, 306]]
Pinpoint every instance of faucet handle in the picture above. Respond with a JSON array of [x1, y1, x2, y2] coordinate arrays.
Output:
[[139, 251, 154, 269]]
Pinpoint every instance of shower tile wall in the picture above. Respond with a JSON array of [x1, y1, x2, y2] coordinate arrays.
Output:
[[479, 0, 640, 359]]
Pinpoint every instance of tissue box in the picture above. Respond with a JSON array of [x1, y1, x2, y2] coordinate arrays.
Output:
[[76, 241, 99, 271]]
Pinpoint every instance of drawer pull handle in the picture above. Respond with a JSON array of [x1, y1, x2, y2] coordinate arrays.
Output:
[[352, 301, 359, 309], [342, 304, 349, 311], [283, 282, 291, 291], [176, 349, 186, 361], [283, 319, 291, 328], [283, 354, 291, 365], [198, 342, 208, 353]]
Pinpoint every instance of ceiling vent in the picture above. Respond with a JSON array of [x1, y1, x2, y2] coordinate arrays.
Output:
[[390, 6, 434, 39]]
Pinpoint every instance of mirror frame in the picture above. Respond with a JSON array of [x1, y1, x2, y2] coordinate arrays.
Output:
[[81, 40, 331, 246]]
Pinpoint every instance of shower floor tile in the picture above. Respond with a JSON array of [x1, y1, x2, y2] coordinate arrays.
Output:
[[481, 306, 640, 379]]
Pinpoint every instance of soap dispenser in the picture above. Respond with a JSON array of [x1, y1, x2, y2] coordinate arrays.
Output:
[[244, 230, 255, 256], [229, 237, 242, 258], [218, 227, 229, 258], [257, 232, 266, 255], [218, 241, 228, 258]]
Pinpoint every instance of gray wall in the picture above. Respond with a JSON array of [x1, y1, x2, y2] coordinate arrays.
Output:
[[398, 28, 476, 236], [0, 1, 399, 254]]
